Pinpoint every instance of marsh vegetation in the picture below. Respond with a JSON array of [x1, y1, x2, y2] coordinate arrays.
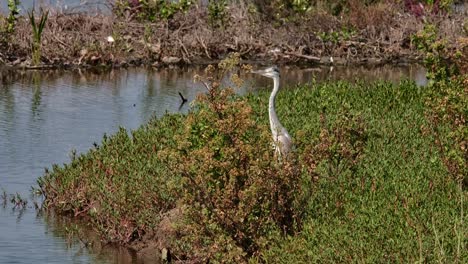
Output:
[[0, 0, 466, 68], [1, 0, 466, 262], [38, 49, 466, 261]]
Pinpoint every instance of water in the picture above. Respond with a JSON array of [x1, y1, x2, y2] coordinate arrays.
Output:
[[2, 0, 466, 15], [0, 0, 108, 14], [0, 64, 427, 263]]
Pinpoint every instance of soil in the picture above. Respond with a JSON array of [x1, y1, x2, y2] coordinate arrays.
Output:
[[0, 2, 466, 70], [129, 207, 184, 263]]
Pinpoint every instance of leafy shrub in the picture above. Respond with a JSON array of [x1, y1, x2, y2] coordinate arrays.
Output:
[[413, 22, 467, 188], [39, 114, 186, 243], [425, 77, 467, 188], [208, 0, 228, 28], [412, 23, 458, 83], [300, 109, 368, 182], [6, 0, 20, 34], [160, 56, 305, 261], [114, 0, 193, 21], [317, 27, 356, 45], [1, 0, 19, 45]]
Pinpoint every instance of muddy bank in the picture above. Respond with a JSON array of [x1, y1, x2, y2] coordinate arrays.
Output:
[[0, 1, 466, 69]]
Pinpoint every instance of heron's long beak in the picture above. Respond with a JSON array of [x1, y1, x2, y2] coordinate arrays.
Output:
[[251, 69, 269, 76], [251, 69, 265, 74]]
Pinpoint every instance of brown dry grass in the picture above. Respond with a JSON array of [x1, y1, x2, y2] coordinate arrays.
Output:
[[0, 2, 466, 68]]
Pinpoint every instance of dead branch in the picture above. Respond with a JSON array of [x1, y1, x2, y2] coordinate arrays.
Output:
[[284, 51, 320, 62]]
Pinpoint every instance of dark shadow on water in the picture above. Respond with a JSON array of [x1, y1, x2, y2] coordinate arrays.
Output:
[[42, 211, 155, 264]]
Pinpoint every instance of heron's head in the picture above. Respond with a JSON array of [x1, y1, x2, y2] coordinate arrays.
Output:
[[252, 66, 280, 79]]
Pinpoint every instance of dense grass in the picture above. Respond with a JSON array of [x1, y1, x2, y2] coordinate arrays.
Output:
[[39, 77, 466, 262], [254, 80, 465, 262]]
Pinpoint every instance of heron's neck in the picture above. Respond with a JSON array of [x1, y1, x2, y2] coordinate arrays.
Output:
[[269, 76, 281, 136]]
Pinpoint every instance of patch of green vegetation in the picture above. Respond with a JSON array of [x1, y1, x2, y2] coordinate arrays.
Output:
[[412, 23, 458, 83], [39, 70, 466, 261], [423, 0, 454, 11], [38, 113, 185, 243], [114, 0, 193, 22], [256, 79, 465, 262], [6, 0, 20, 34], [317, 26, 356, 44], [413, 21, 467, 189], [208, 0, 228, 28], [0, 0, 20, 43]]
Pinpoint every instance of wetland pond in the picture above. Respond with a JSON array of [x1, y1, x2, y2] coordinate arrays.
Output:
[[0, 65, 427, 263]]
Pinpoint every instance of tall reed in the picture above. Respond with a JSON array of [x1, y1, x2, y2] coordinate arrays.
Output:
[[28, 8, 49, 65]]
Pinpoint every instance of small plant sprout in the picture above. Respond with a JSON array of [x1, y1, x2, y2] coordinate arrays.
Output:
[[30, 185, 42, 196], [6, 0, 20, 34], [28, 8, 49, 66], [10, 193, 27, 209], [1, 188, 7, 207]]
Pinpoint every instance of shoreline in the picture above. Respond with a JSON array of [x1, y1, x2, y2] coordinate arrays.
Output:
[[0, 56, 424, 71], [1, 2, 465, 71]]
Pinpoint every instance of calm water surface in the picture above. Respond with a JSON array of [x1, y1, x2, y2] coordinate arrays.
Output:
[[0, 0, 109, 14], [0, 65, 426, 263], [2, 0, 466, 14]]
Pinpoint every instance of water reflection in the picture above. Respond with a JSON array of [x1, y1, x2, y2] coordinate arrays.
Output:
[[43, 212, 155, 263], [0, 64, 426, 264]]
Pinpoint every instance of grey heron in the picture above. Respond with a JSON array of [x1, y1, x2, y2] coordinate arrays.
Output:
[[252, 66, 292, 157]]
